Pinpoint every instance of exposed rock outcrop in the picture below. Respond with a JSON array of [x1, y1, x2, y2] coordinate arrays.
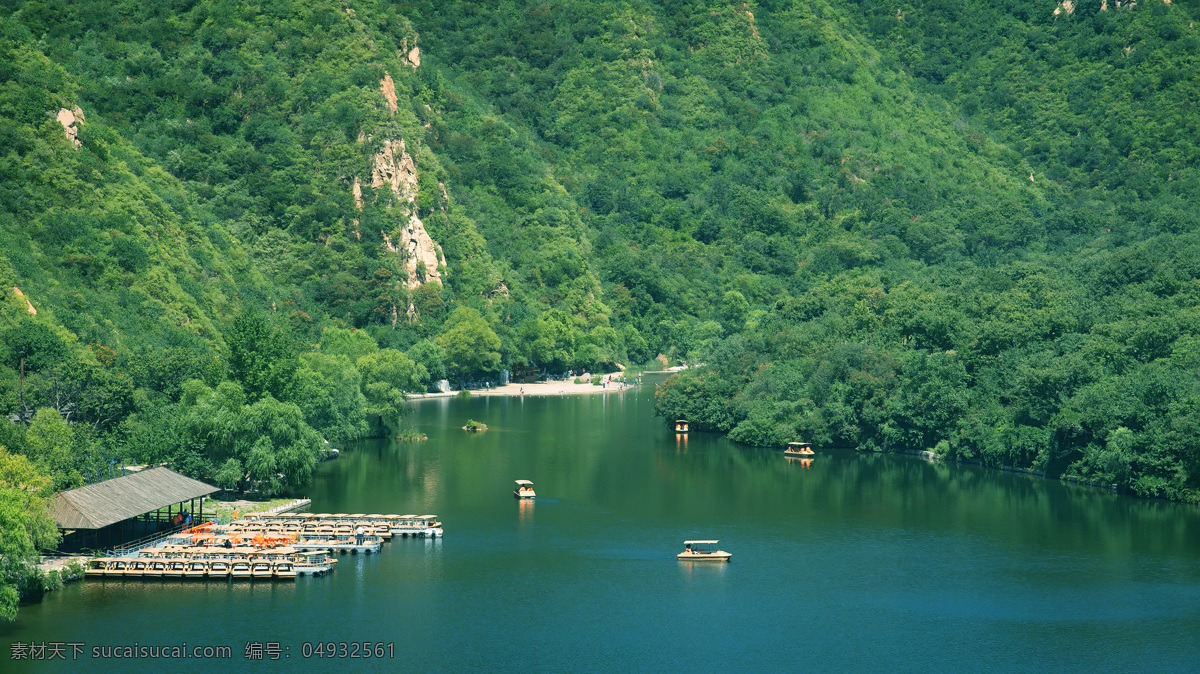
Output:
[[366, 137, 445, 291], [380, 73, 398, 115], [371, 138, 419, 201], [400, 37, 420, 68], [350, 69, 447, 322], [56, 107, 84, 147], [13, 286, 37, 315]]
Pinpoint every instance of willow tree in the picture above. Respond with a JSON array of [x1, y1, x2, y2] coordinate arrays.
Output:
[[0, 448, 59, 621]]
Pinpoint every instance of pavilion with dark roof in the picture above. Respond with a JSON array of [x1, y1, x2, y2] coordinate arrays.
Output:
[[51, 467, 219, 552]]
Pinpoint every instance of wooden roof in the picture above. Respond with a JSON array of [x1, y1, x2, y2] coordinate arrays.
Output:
[[51, 467, 218, 530]]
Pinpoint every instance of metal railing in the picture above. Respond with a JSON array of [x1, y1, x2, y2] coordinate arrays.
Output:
[[110, 519, 212, 557]]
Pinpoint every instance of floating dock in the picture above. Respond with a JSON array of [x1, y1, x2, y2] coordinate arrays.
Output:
[[87, 511, 441, 581]]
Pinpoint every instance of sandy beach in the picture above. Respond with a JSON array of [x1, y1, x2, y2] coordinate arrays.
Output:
[[408, 371, 636, 399]]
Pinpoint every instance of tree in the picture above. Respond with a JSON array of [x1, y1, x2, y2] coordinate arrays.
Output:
[[358, 349, 426, 394], [234, 395, 324, 495], [407, 339, 446, 385], [22, 408, 85, 491], [175, 380, 322, 495], [32, 360, 135, 432], [718, 291, 749, 333], [226, 312, 297, 402], [356, 348, 424, 436], [521, 309, 577, 372], [320, 327, 379, 361], [435, 307, 502, 380], [0, 447, 60, 622], [292, 353, 368, 443], [0, 320, 68, 373]]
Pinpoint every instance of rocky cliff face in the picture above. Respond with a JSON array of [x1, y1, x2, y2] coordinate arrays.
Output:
[[355, 70, 447, 321], [56, 106, 84, 147], [371, 136, 446, 290]]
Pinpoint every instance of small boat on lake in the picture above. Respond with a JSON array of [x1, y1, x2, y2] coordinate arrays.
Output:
[[273, 561, 297, 580], [163, 560, 187, 579], [678, 540, 731, 562], [183, 561, 208, 579], [674, 420, 689, 433], [514, 480, 536, 499], [294, 551, 334, 576], [783, 442, 815, 457]]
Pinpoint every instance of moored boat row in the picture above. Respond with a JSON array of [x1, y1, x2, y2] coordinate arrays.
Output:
[[85, 557, 300, 580], [232, 513, 444, 538], [87, 510, 442, 583]]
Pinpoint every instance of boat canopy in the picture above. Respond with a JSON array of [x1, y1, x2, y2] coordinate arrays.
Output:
[[683, 540, 720, 545], [515, 480, 534, 485]]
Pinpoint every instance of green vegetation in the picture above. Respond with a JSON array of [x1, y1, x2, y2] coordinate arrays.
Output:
[[2, 0, 1200, 620], [0, 447, 60, 620]]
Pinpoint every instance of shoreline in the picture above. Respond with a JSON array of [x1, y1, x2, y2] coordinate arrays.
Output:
[[406, 371, 637, 399]]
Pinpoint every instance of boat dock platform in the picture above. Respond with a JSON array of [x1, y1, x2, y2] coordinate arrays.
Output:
[[85, 511, 441, 581]]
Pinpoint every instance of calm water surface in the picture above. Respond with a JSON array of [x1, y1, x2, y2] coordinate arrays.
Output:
[[6, 379, 1200, 671]]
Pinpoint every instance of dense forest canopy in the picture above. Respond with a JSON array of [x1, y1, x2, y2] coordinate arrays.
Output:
[[1, 0, 1199, 617]]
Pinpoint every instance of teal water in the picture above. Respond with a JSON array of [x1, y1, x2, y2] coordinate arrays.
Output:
[[5, 380, 1200, 671]]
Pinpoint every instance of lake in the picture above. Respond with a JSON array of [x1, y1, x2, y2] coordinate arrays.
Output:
[[5, 378, 1200, 671]]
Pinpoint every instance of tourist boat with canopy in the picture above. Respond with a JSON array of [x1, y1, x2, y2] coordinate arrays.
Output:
[[388, 515, 442, 538], [250, 561, 274, 579], [163, 560, 187, 579], [514, 480, 536, 499], [783, 441, 815, 457], [294, 551, 335, 576], [273, 561, 297, 580], [677, 540, 732, 562], [183, 561, 208, 579]]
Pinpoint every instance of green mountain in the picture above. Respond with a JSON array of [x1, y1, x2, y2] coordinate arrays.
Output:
[[398, 0, 1200, 503], [2, 0, 1200, 616]]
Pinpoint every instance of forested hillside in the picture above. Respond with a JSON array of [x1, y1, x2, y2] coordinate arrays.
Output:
[[398, 0, 1200, 504], [2, 0, 1199, 619]]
